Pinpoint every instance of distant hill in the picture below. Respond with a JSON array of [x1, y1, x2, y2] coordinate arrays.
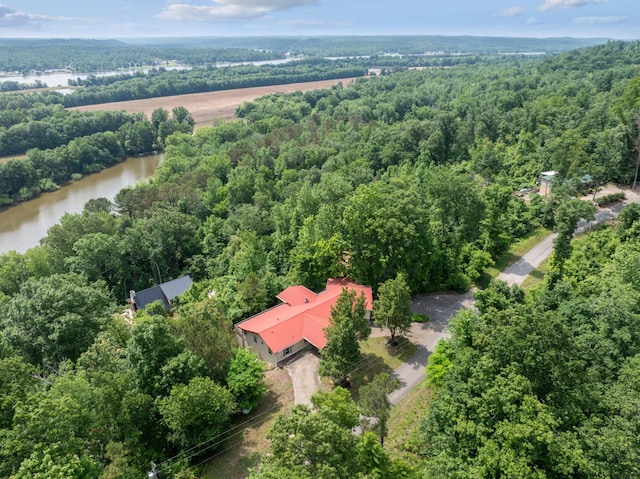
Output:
[[0, 36, 609, 73]]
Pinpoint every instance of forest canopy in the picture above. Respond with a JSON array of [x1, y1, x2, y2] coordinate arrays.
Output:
[[0, 39, 639, 477]]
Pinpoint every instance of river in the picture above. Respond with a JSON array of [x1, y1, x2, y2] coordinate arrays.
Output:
[[0, 153, 162, 254], [1, 59, 296, 88]]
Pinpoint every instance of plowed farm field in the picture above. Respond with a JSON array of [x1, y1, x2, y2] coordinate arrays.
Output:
[[69, 78, 358, 127]]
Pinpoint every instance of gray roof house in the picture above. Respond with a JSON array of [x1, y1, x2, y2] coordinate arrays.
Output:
[[129, 275, 193, 312]]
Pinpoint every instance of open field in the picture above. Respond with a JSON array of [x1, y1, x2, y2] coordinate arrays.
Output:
[[70, 78, 359, 126], [0, 154, 27, 164]]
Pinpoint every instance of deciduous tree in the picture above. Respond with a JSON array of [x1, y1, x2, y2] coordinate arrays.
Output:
[[374, 273, 412, 343], [319, 288, 370, 385]]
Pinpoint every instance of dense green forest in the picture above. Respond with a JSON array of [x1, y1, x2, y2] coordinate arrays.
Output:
[[0, 105, 195, 206], [0, 40, 639, 477], [419, 218, 640, 478]]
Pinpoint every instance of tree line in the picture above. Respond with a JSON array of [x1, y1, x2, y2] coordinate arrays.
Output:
[[61, 60, 366, 107], [0, 38, 283, 73], [0, 106, 194, 207], [418, 208, 640, 477], [0, 40, 638, 477]]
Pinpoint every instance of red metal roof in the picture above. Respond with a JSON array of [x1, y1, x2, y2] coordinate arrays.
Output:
[[237, 279, 373, 354], [276, 285, 317, 306]]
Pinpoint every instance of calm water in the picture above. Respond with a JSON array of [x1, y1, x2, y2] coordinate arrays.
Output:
[[0, 153, 162, 254], [1, 60, 294, 88]]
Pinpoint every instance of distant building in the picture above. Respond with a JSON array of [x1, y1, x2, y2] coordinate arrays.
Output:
[[539, 170, 558, 197], [129, 275, 192, 313], [235, 279, 373, 366]]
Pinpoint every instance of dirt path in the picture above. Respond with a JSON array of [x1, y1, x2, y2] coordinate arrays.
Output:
[[69, 77, 358, 126]]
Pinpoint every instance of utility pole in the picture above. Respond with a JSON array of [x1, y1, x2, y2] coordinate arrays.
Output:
[[148, 462, 158, 479]]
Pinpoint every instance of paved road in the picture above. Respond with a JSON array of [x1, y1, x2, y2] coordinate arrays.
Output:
[[388, 191, 639, 405], [388, 291, 474, 404], [497, 200, 629, 286], [497, 233, 557, 286]]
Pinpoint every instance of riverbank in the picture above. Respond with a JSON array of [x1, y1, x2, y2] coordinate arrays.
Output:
[[0, 153, 162, 254]]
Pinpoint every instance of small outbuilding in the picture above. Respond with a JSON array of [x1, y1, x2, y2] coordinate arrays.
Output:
[[129, 275, 193, 313], [235, 279, 373, 366], [539, 170, 558, 197]]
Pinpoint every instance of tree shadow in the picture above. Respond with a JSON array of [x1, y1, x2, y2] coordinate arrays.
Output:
[[385, 337, 417, 362], [349, 353, 390, 400]]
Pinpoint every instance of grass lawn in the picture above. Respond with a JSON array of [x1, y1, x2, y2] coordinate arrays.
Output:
[[478, 227, 552, 287], [387, 377, 433, 462], [349, 336, 418, 399], [200, 367, 294, 479]]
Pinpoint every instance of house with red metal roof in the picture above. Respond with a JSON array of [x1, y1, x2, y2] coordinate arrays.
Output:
[[235, 279, 373, 366]]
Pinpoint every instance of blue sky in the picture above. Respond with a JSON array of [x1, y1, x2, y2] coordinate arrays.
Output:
[[0, 1, 637, 39]]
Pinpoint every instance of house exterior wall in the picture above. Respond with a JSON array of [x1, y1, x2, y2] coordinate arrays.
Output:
[[235, 328, 307, 366], [273, 339, 307, 365]]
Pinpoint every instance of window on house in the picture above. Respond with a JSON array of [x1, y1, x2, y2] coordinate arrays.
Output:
[[253, 334, 257, 343], [284, 346, 291, 356]]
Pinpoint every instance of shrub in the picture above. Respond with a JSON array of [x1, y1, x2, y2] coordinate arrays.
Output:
[[411, 314, 429, 323], [596, 192, 625, 207]]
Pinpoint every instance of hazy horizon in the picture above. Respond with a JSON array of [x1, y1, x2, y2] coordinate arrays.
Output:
[[0, 1, 637, 41]]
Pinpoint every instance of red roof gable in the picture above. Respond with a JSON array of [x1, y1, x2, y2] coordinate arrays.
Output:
[[276, 285, 317, 306], [236, 279, 372, 354]]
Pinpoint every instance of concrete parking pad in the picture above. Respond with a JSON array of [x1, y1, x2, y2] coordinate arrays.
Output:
[[285, 350, 321, 406]]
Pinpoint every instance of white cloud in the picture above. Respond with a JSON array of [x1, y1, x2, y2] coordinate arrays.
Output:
[[156, 0, 320, 22], [573, 15, 627, 24], [0, 4, 94, 28], [500, 6, 524, 17], [539, 0, 608, 11], [526, 16, 543, 25]]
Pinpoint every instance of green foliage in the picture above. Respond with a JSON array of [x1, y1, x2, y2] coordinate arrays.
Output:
[[319, 288, 370, 384], [159, 376, 236, 449], [425, 340, 452, 389], [342, 177, 433, 291], [411, 313, 429, 323], [547, 198, 596, 285], [358, 372, 400, 444], [126, 314, 189, 397], [595, 191, 625, 207], [0, 356, 39, 429], [171, 298, 235, 382], [3, 38, 640, 478], [474, 279, 525, 315], [250, 387, 416, 479], [373, 273, 413, 342], [2, 273, 114, 367], [415, 221, 640, 477], [226, 348, 267, 413], [311, 386, 360, 430]]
